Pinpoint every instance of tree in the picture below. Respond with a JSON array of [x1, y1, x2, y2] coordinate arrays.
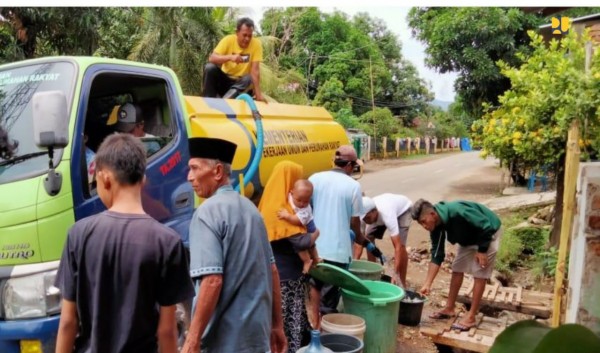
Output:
[[94, 7, 144, 59], [129, 7, 226, 95], [260, 8, 432, 117], [408, 7, 542, 120], [0, 20, 24, 64], [333, 107, 360, 129], [448, 95, 474, 131], [391, 59, 434, 124], [423, 107, 469, 139], [259, 63, 308, 104], [358, 107, 398, 138], [471, 31, 600, 245], [312, 77, 352, 113], [0, 8, 113, 58]]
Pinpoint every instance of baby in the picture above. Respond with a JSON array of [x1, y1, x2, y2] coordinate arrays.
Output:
[[277, 179, 321, 274]]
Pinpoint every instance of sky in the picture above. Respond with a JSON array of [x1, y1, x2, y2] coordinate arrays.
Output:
[[247, 6, 459, 102]]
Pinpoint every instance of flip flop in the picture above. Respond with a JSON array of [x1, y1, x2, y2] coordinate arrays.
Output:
[[451, 322, 476, 331], [429, 312, 455, 320]]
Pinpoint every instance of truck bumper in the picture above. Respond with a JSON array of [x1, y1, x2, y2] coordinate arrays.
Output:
[[0, 316, 59, 353]]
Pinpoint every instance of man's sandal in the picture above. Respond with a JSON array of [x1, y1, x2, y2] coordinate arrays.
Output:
[[451, 322, 476, 332]]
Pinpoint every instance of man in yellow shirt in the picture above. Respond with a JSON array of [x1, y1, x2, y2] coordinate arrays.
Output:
[[203, 18, 265, 102]]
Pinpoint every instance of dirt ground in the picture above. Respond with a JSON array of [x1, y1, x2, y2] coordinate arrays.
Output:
[[359, 154, 505, 353]]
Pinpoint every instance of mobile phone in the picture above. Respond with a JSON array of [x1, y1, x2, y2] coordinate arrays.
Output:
[[241, 55, 250, 63]]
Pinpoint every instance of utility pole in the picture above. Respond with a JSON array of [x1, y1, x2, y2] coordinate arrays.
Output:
[[306, 52, 313, 105], [369, 56, 377, 154]]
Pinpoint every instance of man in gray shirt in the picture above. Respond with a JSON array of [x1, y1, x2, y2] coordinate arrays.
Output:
[[181, 137, 287, 353]]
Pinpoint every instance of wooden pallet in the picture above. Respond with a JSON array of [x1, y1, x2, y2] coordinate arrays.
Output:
[[442, 280, 553, 318], [420, 312, 515, 353]]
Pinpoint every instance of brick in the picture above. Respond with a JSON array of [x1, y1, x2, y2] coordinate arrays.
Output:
[[589, 215, 600, 230], [592, 195, 600, 210]]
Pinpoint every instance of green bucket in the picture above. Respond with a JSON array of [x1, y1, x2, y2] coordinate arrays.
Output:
[[348, 260, 383, 281], [342, 281, 404, 353]]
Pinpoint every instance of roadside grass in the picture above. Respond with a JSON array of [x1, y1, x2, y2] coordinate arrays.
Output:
[[401, 151, 460, 160], [495, 207, 552, 283], [368, 150, 460, 161]]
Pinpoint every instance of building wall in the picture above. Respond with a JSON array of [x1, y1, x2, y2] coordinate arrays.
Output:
[[567, 163, 600, 334]]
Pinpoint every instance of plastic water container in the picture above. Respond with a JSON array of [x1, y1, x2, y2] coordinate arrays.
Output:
[[297, 330, 334, 353], [348, 260, 383, 281], [321, 313, 366, 341], [321, 333, 364, 353], [342, 280, 404, 353]]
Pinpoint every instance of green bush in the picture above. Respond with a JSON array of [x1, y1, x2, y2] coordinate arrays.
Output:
[[513, 227, 547, 254], [394, 126, 419, 138], [496, 228, 523, 275], [496, 226, 551, 278], [532, 246, 561, 280]]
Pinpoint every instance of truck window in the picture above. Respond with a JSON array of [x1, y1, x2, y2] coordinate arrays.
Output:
[[0, 62, 76, 185], [82, 73, 175, 195]]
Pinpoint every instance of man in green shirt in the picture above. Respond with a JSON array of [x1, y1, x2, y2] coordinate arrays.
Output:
[[411, 199, 502, 331]]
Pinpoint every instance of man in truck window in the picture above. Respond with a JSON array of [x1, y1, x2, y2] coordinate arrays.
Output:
[[183, 137, 286, 353], [109, 103, 155, 138], [203, 17, 265, 102], [54, 133, 195, 353], [108, 103, 161, 156]]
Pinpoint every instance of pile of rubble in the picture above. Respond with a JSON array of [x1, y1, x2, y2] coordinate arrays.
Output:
[[511, 204, 554, 231], [408, 246, 455, 273], [526, 204, 554, 226]]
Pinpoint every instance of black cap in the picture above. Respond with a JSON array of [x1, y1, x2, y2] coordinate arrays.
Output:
[[188, 137, 237, 164]]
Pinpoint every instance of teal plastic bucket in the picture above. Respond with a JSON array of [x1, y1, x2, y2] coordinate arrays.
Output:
[[341, 280, 404, 353], [348, 260, 383, 281]]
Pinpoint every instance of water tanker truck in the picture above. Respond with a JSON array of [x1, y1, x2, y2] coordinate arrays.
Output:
[[0, 56, 349, 352]]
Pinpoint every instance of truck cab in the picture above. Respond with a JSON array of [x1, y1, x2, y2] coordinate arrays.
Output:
[[0, 57, 196, 352]]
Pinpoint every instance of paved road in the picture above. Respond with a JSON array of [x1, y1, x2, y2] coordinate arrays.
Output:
[[359, 151, 498, 204]]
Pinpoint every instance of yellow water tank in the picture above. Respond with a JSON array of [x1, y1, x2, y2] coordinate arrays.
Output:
[[185, 96, 349, 198]]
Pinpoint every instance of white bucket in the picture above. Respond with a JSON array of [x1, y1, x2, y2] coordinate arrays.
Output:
[[321, 313, 366, 342]]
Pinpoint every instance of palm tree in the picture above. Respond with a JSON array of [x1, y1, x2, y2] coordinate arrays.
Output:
[[129, 7, 228, 95]]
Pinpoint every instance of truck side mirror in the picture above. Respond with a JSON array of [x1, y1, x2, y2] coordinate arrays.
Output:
[[33, 91, 69, 148], [32, 91, 69, 196]]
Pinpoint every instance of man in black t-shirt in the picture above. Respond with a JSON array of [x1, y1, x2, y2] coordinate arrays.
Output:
[[55, 133, 195, 353]]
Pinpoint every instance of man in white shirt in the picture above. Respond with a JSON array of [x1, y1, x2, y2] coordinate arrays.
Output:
[[355, 194, 413, 287]]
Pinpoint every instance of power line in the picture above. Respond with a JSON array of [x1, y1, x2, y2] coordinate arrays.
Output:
[[325, 91, 418, 108], [324, 43, 376, 56]]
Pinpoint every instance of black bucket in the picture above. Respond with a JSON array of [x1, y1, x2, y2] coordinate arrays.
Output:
[[397, 290, 425, 326], [321, 333, 364, 353]]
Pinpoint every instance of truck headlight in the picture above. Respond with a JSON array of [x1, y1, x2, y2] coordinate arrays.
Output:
[[2, 270, 61, 319]]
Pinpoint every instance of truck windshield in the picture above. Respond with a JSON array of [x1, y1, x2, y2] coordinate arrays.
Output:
[[0, 61, 75, 184]]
